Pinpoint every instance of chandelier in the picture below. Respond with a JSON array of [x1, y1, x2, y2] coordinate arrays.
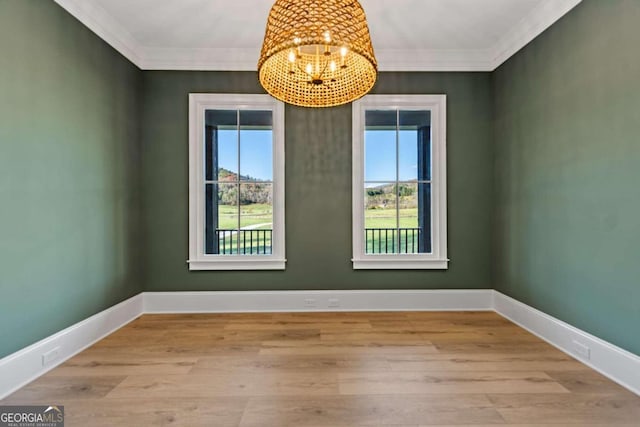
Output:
[[258, 0, 377, 108]]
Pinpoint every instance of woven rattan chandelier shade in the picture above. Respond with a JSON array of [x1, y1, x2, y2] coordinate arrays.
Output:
[[258, 0, 377, 108]]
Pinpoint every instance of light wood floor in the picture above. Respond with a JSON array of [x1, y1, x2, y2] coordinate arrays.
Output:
[[2, 311, 639, 426]]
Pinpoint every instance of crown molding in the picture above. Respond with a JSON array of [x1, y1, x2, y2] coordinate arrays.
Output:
[[490, 0, 582, 69], [54, 0, 582, 72], [138, 47, 495, 72], [138, 47, 259, 71], [53, 0, 142, 66], [375, 49, 495, 72]]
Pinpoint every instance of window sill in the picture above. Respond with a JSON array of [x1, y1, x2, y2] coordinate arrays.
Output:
[[187, 258, 286, 271], [352, 258, 449, 270]]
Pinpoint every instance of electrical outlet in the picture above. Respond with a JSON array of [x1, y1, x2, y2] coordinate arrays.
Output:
[[572, 340, 591, 360], [304, 298, 317, 308], [42, 347, 60, 367], [328, 298, 340, 308]]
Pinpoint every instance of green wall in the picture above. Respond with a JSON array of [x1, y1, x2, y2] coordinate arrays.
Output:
[[0, 1, 143, 358], [493, 0, 640, 355], [141, 72, 493, 291]]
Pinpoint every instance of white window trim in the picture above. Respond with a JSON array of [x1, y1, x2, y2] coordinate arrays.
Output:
[[352, 94, 448, 270], [188, 94, 286, 270]]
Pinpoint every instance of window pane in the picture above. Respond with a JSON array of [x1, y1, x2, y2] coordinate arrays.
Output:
[[399, 182, 420, 254], [364, 183, 397, 254], [240, 110, 273, 182], [205, 183, 218, 254], [217, 183, 239, 255], [365, 110, 396, 182], [205, 182, 239, 255], [416, 182, 432, 253], [399, 110, 431, 181], [398, 130, 418, 181], [205, 109, 238, 181], [239, 183, 273, 255]]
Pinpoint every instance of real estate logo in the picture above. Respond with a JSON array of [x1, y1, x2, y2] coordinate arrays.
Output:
[[0, 406, 64, 427]]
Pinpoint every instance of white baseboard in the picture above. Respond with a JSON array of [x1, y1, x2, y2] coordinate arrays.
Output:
[[0, 293, 143, 401], [143, 289, 494, 313], [493, 291, 640, 396], [2, 289, 638, 401]]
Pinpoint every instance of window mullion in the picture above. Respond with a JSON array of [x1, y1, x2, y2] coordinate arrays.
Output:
[[395, 109, 400, 253], [361, 109, 366, 255], [236, 109, 241, 255]]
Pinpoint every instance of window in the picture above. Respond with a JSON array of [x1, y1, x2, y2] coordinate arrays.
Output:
[[352, 95, 448, 269], [188, 94, 285, 270]]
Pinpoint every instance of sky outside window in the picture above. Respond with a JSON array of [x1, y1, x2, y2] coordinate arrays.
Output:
[[365, 130, 419, 184], [216, 129, 273, 181]]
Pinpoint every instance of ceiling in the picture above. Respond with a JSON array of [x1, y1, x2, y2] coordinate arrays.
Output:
[[54, 0, 581, 71]]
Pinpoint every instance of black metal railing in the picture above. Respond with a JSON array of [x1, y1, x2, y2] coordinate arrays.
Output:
[[365, 228, 422, 254], [216, 229, 273, 255]]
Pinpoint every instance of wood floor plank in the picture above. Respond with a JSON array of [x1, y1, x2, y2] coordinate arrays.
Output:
[[405, 311, 503, 321], [544, 369, 637, 395], [47, 356, 198, 376], [275, 312, 411, 321], [60, 397, 247, 427], [368, 319, 423, 329], [224, 321, 374, 331], [320, 329, 432, 343], [106, 372, 339, 398], [212, 328, 322, 342], [387, 353, 588, 372], [191, 354, 390, 374], [259, 340, 438, 356], [489, 393, 640, 424], [432, 341, 557, 353], [240, 394, 503, 427], [416, 331, 541, 344], [2, 375, 127, 403], [408, 316, 515, 328], [338, 371, 570, 395], [79, 343, 262, 358]]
